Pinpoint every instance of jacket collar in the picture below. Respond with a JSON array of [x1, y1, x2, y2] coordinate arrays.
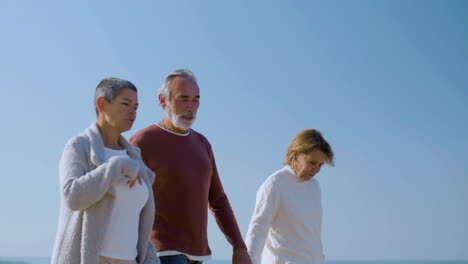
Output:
[[85, 122, 141, 166]]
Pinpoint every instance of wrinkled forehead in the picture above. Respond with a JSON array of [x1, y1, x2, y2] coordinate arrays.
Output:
[[170, 76, 199, 95]]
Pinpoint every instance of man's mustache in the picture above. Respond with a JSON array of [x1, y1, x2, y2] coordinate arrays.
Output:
[[181, 111, 196, 118]]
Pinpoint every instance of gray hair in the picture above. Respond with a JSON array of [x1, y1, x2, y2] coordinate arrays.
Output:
[[159, 69, 197, 101], [94, 77, 137, 114]]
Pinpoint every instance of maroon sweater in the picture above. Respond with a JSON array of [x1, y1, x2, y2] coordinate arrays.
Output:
[[130, 124, 246, 257]]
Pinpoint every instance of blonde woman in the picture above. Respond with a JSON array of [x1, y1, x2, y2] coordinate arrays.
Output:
[[51, 78, 159, 264], [245, 129, 334, 264]]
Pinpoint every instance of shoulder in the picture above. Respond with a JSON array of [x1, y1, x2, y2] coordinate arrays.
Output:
[[260, 167, 289, 192], [189, 129, 213, 153], [268, 166, 292, 184], [130, 125, 160, 145], [254, 169, 285, 203], [60, 132, 92, 166], [190, 129, 210, 144], [64, 132, 91, 153]]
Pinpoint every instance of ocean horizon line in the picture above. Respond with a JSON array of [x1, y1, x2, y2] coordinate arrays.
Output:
[[2, 256, 468, 264]]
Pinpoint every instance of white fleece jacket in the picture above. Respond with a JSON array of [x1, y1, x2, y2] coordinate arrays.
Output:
[[51, 123, 159, 264], [245, 166, 325, 264]]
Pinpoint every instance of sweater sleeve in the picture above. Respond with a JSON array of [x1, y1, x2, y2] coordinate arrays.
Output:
[[59, 137, 139, 211], [207, 144, 247, 250], [245, 181, 280, 264], [141, 242, 160, 264]]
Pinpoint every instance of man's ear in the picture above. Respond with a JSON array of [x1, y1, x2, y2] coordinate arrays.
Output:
[[159, 94, 167, 109], [96, 97, 106, 114]]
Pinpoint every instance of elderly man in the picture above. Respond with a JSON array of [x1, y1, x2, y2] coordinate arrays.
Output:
[[130, 69, 252, 264]]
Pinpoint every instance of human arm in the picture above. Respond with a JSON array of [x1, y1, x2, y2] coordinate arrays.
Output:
[[245, 182, 280, 264], [207, 146, 252, 264], [59, 138, 140, 211], [140, 242, 160, 264], [209, 178, 252, 264], [232, 247, 253, 264]]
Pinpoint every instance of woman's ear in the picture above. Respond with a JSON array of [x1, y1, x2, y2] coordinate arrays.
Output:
[[291, 151, 298, 161], [96, 97, 105, 114]]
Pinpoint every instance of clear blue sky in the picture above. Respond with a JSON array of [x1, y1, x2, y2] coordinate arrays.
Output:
[[1, 0, 467, 261]]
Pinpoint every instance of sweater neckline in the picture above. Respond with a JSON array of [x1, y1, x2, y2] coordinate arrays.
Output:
[[155, 123, 191, 136], [284, 165, 316, 184]]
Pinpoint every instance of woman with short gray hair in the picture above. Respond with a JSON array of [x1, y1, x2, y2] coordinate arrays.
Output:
[[51, 78, 159, 264]]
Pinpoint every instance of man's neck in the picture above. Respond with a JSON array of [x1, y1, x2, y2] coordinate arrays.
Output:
[[160, 118, 189, 134]]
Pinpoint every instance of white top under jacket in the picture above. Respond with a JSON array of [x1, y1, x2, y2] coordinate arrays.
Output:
[[100, 148, 149, 260]]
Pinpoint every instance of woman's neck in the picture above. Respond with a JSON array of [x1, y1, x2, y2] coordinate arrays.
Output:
[[96, 121, 123, 150]]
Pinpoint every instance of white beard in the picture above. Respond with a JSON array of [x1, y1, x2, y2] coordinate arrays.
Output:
[[165, 103, 196, 131]]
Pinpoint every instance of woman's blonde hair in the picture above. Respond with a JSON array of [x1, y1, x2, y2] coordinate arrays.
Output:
[[285, 129, 335, 166]]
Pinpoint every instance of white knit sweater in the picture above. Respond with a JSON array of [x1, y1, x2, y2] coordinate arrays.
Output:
[[245, 166, 325, 264], [51, 123, 159, 264]]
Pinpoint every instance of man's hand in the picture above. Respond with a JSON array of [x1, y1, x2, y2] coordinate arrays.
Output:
[[232, 248, 252, 264]]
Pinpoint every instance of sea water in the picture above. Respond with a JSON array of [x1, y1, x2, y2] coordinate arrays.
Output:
[[1, 257, 468, 264]]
